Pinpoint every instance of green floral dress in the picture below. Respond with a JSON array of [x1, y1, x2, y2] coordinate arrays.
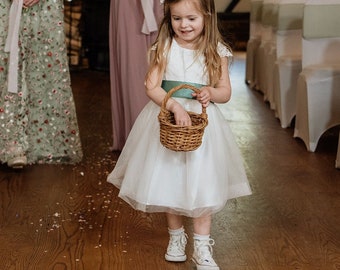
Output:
[[0, 0, 83, 164]]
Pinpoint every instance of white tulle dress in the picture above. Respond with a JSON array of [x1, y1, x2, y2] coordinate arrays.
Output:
[[107, 39, 251, 218]]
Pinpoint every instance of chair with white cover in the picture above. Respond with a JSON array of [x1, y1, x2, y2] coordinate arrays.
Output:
[[273, 0, 304, 128], [262, 0, 281, 108], [254, 0, 279, 100], [245, 0, 263, 88], [294, 0, 340, 152]]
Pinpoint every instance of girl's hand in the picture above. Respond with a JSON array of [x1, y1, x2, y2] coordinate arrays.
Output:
[[192, 87, 211, 107], [23, 0, 40, 8], [169, 102, 192, 126]]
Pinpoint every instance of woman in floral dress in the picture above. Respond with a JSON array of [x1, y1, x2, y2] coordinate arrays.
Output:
[[0, 0, 83, 168]]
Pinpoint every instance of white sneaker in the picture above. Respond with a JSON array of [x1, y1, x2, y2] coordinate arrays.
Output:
[[192, 238, 220, 270], [165, 230, 188, 262]]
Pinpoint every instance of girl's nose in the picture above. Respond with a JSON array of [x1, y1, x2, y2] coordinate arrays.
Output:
[[180, 19, 188, 28]]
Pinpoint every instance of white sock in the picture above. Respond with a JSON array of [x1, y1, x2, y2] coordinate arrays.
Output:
[[193, 233, 210, 241], [168, 226, 185, 235]]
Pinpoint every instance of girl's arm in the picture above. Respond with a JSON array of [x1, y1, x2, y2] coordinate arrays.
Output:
[[145, 56, 192, 126], [193, 56, 232, 107]]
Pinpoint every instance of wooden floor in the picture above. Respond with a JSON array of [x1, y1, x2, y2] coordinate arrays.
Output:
[[0, 53, 339, 270]]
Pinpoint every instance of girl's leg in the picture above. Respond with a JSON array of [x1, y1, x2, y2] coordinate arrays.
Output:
[[164, 213, 187, 262], [166, 213, 183, 229], [192, 215, 219, 270], [193, 214, 212, 235]]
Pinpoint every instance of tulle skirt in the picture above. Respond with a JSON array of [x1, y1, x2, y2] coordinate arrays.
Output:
[[107, 98, 251, 218]]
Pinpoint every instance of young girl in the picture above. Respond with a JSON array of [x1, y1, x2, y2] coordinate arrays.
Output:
[[107, 0, 251, 269]]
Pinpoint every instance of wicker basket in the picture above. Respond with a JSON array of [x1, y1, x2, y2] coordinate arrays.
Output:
[[158, 84, 208, 152]]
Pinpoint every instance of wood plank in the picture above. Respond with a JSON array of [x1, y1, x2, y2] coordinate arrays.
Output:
[[0, 56, 339, 270]]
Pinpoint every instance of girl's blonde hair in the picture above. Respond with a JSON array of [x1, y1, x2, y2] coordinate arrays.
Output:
[[147, 0, 232, 86]]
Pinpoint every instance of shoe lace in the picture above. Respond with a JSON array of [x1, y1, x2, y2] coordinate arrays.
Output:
[[168, 233, 188, 253], [195, 238, 216, 263]]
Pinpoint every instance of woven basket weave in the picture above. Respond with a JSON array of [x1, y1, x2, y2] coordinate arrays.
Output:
[[158, 84, 208, 152]]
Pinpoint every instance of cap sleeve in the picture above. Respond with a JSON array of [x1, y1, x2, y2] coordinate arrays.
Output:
[[217, 43, 233, 58]]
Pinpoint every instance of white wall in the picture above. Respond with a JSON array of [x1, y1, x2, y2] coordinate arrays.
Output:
[[215, 0, 251, 12]]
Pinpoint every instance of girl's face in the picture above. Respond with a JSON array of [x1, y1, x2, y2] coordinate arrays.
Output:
[[170, 0, 204, 48]]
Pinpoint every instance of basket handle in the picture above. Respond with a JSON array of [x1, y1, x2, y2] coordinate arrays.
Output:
[[161, 84, 207, 114]]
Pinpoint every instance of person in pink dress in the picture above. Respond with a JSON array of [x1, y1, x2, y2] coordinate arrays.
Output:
[[109, 0, 163, 150]]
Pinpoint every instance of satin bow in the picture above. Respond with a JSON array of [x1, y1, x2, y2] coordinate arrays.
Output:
[[5, 0, 24, 94], [141, 0, 163, 35]]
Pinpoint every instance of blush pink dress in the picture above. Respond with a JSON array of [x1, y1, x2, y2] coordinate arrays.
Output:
[[109, 0, 163, 150]]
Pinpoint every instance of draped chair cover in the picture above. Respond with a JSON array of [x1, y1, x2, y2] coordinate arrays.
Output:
[[293, 0, 340, 155], [254, 0, 279, 104], [273, 0, 304, 128], [245, 0, 263, 88]]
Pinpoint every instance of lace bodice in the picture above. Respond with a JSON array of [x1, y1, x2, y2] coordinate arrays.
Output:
[[160, 39, 232, 85]]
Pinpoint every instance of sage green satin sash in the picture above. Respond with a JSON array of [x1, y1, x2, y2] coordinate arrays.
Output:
[[161, 80, 205, 99]]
